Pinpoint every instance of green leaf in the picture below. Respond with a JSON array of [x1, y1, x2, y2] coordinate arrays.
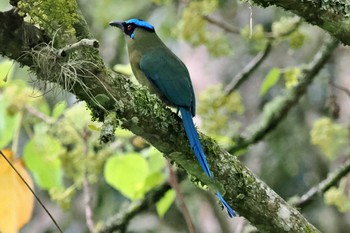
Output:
[[36, 98, 50, 116], [147, 148, 165, 172], [23, 124, 64, 190], [260, 67, 281, 96], [144, 171, 165, 193], [115, 128, 134, 138], [156, 189, 175, 217], [0, 98, 20, 148], [52, 101, 66, 119], [63, 103, 92, 129], [113, 64, 133, 76], [87, 124, 100, 131], [104, 153, 149, 200]]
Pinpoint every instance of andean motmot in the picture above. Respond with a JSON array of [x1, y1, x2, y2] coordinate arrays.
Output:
[[109, 18, 236, 217]]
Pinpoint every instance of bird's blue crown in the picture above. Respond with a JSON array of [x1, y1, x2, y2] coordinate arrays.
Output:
[[125, 18, 155, 31]]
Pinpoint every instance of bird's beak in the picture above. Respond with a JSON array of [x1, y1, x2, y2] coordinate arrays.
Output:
[[109, 21, 124, 30]]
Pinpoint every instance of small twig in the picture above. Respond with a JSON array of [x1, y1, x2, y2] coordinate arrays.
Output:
[[166, 159, 197, 233], [0, 150, 64, 233], [57, 39, 99, 57], [330, 81, 350, 98], [83, 176, 95, 232], [25, 104, 55, 124], [292, 159, 350, 208], [81, 128, 96, 232], [224, 42, 272, 94], [202, 15, 240, 34]]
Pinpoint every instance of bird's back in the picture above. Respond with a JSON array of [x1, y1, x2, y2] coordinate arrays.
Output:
[[127, 28, 196, 116]]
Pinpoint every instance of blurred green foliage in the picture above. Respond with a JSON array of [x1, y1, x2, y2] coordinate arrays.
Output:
[[241, 24, 269, 52], [176, 0, 232, 56], [260, 66, 302, 96], [310, 117, 349, 160], [284, 67, 301, 89], [325, 181, 350, 213], [271, 17, 300, 38], [198, 84, 244, 148], [24, 123, 64, 190]]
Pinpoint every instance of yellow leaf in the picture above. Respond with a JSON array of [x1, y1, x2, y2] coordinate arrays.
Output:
[[0, 149, 34, 233]]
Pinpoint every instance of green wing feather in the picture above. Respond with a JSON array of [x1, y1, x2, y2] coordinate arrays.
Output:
[[140, 48, 196, 116]]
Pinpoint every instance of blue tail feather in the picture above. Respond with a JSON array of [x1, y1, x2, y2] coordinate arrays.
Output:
[[216, 192, 236, 217], [180, 107, 212, 177], [180, 107, 236, 218]]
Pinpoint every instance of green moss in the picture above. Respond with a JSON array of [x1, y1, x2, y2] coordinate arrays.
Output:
[[18, 0, 80, 45], [319, 0, 350, 17], [94, 94, 111, 108], [100, 112, 117, 143]]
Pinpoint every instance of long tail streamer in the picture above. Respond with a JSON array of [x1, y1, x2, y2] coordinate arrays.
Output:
[[180, 107, 236, 217]]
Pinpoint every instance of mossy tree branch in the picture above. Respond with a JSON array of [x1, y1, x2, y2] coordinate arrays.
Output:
[[251, 0, 350, 45], [0, 3, 324, 233], [292, 159, 350, 209]]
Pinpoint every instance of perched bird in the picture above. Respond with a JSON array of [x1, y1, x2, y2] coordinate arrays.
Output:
[[109, 18, 236, 217]]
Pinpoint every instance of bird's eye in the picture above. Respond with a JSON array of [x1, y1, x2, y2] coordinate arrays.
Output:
[[127, 25, 133, 31]]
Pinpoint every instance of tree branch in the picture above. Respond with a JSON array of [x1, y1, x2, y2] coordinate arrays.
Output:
[[292, 159, 350, 208], [82, 130, 96, 233], [224, 42, 272, 94], [0, 8, 50, 66], [251, 0, 350, 45], [57, 39, 99, 57], [203, 15, 240, 34], [330, 81, 350, 98]]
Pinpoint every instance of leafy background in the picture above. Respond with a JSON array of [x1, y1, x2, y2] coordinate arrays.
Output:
[[0, 0, 350, 232]]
